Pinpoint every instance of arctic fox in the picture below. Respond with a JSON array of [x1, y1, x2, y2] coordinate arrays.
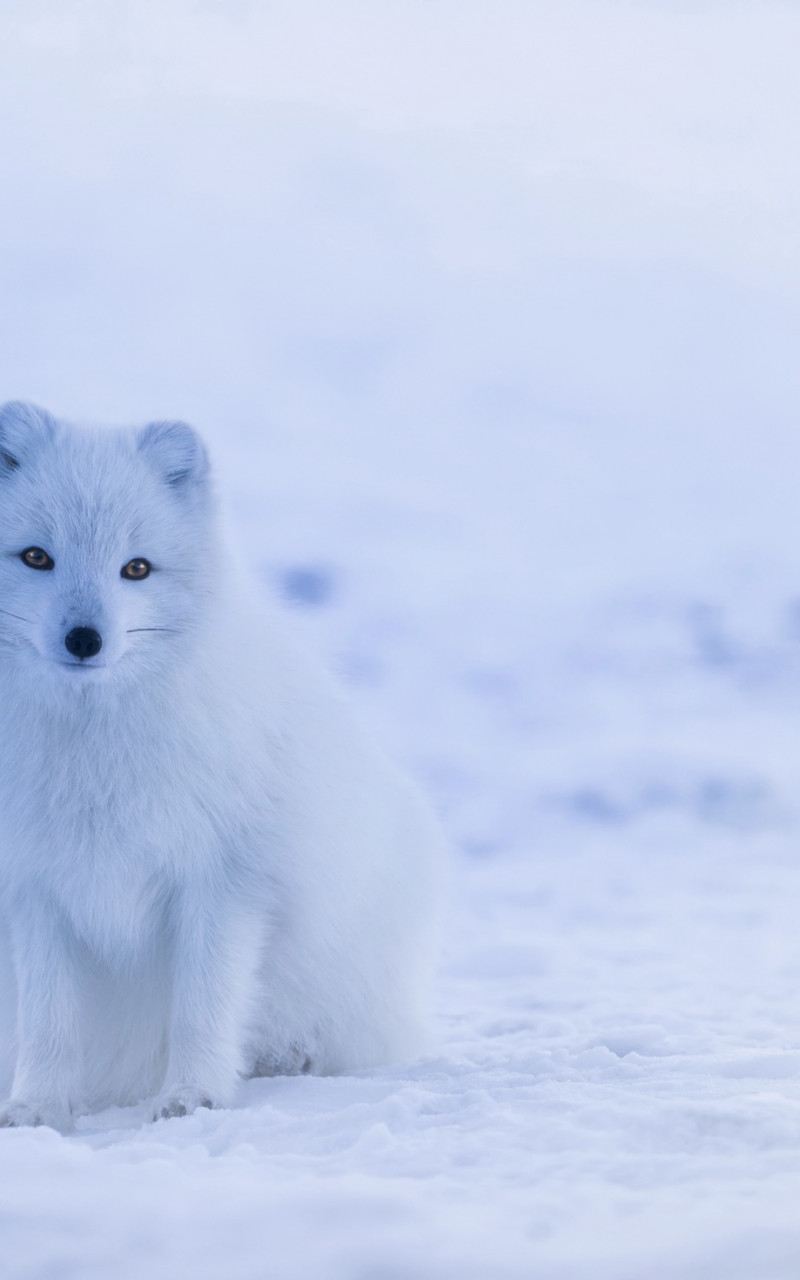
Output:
[[0, 401, 441, 1130]]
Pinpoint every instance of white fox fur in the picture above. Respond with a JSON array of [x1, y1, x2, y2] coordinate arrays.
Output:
[[0, 402, 441, 1130]]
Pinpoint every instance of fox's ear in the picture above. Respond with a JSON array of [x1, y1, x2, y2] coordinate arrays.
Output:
[[137, 420, 209, 491], [0, 401, 56, 473]]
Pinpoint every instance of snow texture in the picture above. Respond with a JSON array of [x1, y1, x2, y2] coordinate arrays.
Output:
[[2, 1, 800, 1275]]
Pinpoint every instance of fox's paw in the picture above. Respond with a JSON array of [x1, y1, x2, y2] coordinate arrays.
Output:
[[249, 1042, 314, 1078], [0, 1098, 71, 1131], [152, 1085, 216, 1121]]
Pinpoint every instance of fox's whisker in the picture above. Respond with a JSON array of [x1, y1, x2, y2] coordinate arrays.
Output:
[[0, 607, 32, 624], [126, 627, 180, 634]]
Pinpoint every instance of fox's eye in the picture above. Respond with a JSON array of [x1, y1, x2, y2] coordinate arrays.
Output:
[[21, 547, 54, 571], [121, 558, 151, 581]]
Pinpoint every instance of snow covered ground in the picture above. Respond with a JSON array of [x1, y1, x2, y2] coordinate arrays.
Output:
[[2, 1, 800, 1275]]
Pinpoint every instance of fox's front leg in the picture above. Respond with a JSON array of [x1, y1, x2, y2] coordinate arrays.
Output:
[[0, 900, 82, 1131], [154, 894, 263, 1120]]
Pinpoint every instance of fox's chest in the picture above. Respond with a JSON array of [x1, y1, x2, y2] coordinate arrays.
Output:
[[0, 745, 217, 949], [57, 852, 168, 960], [2, 709, 224, 852], [0, 695, 278, 956]]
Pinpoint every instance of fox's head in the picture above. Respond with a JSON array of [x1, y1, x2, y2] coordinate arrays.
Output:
[[0, 402, 215, 685]]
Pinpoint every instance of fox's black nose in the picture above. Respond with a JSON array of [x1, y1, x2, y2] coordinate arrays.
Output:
[[65, 627, 103, 660]]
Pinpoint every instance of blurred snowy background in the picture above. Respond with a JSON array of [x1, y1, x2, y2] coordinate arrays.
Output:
[[3, 2, 800, 1277]]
